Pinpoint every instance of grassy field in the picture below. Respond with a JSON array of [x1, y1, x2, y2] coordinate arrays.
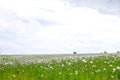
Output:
[[0, 53, 120, 80]]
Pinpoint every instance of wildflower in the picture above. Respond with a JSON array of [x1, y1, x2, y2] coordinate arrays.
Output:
[[5, 62, 9, 65], [92, 65, 96, 68], [49, 66, 53, 70], [108, 62, 110, 64], [13, 75, 16, 78], [104, 61, 107, 64], [90, 61, 93, 64], [41, 74, 44, 77], [59, 72, 62, 75], [103, 68, 106, 71], [95, 69, 101, 73], [68, 62, 71, 65], [82, 59, 87, 63], [113, 68, 116, 72], [75, 70, 78, 75], [116, 66, 120, 70], [66, 62, 69, 64], [109, 64, 113, 67], [62, 64, 64, 67], [111, 76, 115, 78]]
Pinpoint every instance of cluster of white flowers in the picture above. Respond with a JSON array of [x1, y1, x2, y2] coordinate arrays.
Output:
[[4, 61, 13, 66], [82, 59, 87, 63], [116, 66, 120, 70], [1, 54, 120, 80], [112, 66, 120, 72], [95, 69, 101, 73]]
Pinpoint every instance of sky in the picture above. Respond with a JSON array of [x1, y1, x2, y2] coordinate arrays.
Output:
[[0, 0, 120, 54]]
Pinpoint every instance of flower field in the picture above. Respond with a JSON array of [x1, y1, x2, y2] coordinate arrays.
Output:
[[0, 54, 120, 80]]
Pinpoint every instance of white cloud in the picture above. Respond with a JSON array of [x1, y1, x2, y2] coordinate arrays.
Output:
[[0, 0, 120, 54], [66, 0, 120, 16], [0, 19, 8, 31]]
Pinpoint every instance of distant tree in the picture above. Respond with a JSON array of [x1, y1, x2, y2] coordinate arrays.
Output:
[[117, 51, 120, 54], [73, 51, 77, 54], [104, 51, 107, 54]]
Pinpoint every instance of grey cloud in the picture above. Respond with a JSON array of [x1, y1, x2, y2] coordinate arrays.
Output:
[[36, 18, 60, 26], [15, 17, 30, 24], [65, 0, 120, 16]]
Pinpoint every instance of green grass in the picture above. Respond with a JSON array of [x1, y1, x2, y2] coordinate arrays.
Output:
[[0, 54, 120, 80]]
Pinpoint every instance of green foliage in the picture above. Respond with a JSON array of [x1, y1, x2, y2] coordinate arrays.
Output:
[[0, 54, 120, 80]]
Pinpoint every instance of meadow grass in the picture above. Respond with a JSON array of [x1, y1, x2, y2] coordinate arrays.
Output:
[[0, 54, 120, 80]]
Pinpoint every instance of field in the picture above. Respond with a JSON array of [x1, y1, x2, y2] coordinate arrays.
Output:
[[0, 53, 120, 80]]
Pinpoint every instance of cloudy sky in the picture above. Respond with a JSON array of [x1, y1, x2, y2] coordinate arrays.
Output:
[[0, 0, 120, 54]]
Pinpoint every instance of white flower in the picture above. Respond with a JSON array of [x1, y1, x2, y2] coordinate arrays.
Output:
[[62, 64, 64, 67], [90, 61, 93, 64], [49, 66, 53, 70], [5, 62, 9, 65], [113, 68, 116, 72], [108, 62, 110, 64], [13, 75, 16, 78], [109, 64, 113, 67], [104, 61, 107, 64], [68, 62, 71, 65], [111, 76, 115, 78], [82, 59, 87, 63], [116, 66, 120, 70], [95, 69, 101, 73], [41, 74, 44, 77], [103, 68, 106, 71], [59, 72, 62, 75], [75, 71, 78, 75], [92, 65, 96, 68]]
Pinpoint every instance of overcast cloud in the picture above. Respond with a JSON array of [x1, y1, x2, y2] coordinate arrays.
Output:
[[0, 0, 120, 54], [66, 0, 120, 16]]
